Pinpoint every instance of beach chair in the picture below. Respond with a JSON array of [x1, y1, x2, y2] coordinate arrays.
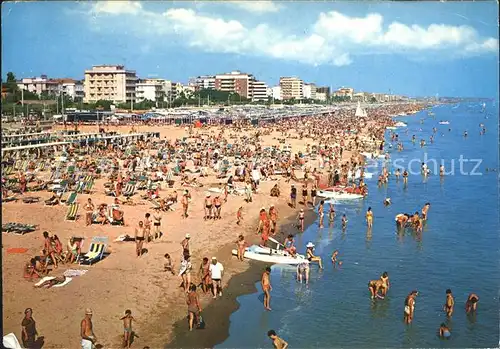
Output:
[[75, 181, 85, 193], [79, 237, 108, 266], [83, 179, 94, 194], [66, 203, 79, 221], [122, 183, 136, 198], [65, 191, 78, 205]]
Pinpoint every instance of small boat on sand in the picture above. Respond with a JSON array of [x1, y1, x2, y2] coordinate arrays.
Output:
[[231, 245, 308, 265]]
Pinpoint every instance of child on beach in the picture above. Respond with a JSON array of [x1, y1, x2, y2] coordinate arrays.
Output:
[[236, 235, 246, 261], [236, 206, 243, 225], [120, 309, 135, 348], [297, 209, 305, 232], [331, 250, 342, 268], [164, 253, 175, 275]]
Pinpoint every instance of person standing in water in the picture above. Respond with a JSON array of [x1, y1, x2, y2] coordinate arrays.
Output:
[[267, 330, 288, 349], [341, 214, 348, 230], [328, 203, 335, 225], [261, 267, 272, 311], [380, 272, 390, 297], [318, 200, 325, 228], [366, 207, 373, 228], [422, 202, 431, 220], [466, 293, 479, 313], [297, 208, 305, 232], [404, 290, 418, 324], [402, 169, 408, 184], [444, 289, 454, 317]]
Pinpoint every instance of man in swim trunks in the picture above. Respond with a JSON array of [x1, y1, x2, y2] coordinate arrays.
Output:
[[181, 190, 189, 218], [261, 266, 272, 311], [465, 293, 479, 313], [404, 290, 418, 324], [34, 275, 67, 288], [328, 203, 335, 224], [444, 289, 454, 317], [120, 309, 134, 348], [204, 194, 212, 220], [81, 308, 97, 349], [134, 221, 145, 257], [269, 205, 278, 235]]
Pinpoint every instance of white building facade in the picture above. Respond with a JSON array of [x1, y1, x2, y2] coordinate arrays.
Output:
[[84, 65, 137, 103]]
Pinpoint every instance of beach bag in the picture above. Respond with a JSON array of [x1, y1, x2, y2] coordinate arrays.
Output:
[[197, 314, 206, 329]]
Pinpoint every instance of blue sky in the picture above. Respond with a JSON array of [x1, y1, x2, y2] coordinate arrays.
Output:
[[2, 1, 498, 97]]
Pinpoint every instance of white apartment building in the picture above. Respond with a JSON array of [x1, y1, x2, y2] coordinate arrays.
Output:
[[18, 75, 61, 96], [250, 80, 268, 102], [190, 75, 216, 90], [279, 77, 303, 100], [303, 83, 317, 100], [84, 65, 137, 103], [316, 92, 327, 102], [271, 86, 282, 100], [136, 79, 165, 102]]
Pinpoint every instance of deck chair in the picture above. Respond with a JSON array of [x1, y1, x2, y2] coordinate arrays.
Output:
[[83, 179, 94, 194], [122, 183, 136, 198], [66, 191, 78, 205], [66, 203, 79, 221], [79, 237, 108, 266]]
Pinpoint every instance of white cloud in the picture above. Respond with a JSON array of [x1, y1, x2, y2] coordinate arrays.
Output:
[[228, 1, 282, 13], [85, 3, 499, 66]]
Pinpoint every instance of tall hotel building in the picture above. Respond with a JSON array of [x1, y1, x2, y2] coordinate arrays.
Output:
[[279, 77, 304, 100], [83, 65, 137, 103]]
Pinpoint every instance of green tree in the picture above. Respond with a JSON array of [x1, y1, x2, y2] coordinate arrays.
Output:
[[370, 96, 377, 103]]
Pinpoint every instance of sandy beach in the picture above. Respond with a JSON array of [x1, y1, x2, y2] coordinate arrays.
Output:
[[2, 103, 425, 348]]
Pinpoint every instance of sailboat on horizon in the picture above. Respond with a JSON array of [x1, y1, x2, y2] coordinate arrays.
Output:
[[355, 101, 367, 117]]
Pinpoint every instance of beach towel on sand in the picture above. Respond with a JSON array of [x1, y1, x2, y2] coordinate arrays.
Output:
[[63, 269, 88, 277], [34, 276, 73, 288], [6, 248, 29, 254], [3, 333, 22, 349]]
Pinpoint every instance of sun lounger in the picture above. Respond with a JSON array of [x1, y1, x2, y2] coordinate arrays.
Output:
[[122, 183, 136, 198], [22, 196, 40, 204], [66, 203, 79, 221], [65, 191, 78, 205], [79, 237, 108, 265], [83, 179, 94, 194], [2, 196, 18, 203], [2, 222, 37, 235], [75, 181, 85, 193]]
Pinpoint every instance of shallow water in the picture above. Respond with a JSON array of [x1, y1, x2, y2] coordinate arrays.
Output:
[[218, 102, 499, 348]]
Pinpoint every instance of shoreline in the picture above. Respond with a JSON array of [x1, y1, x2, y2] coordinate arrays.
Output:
[[164, 203, 318, 348]]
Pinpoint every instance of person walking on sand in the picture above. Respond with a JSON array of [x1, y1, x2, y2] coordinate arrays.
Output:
[[43, 231, 58, 269], [261, 267, 272, 311], [134, 221, 145, 257], [85, 198, 94, 226], [366, 207, 373, 228], [269, 205, 278, 235], [120, 309, 135, 348], [236, 206, 243, 225], [21, 308, 38, 348], [267, 330, 288, 349], [290, 184, 297, 208], [144, 213, 152, 244], [186, 284, 201, 331], [209, 257, 224, 299], [152, 207, 162, 239], [81, 308, 97, 349], [443, 289, 454, 317], [181, 190, 189, 218]]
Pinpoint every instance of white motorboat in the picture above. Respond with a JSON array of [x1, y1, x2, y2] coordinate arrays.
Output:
[[355, 170, 374, 179], [232, 245, 308, 265], [386, 126, 397, 130], [394, 121, 407, 127], [439, 121, 450, 125], [317, 189, 364, 200]]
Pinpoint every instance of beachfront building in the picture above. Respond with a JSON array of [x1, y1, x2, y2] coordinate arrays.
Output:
[[250, 80, 268, 102], [316, 91, 327, 102], [316, 86, 330, 99], [136, 79, 166, 103], [303, 83, 317, 100], [189, 75, 216, 90], [214, 70, 254, 99], [17, 75, 61, 96], [271, 86, 282, 100], [83, 65, 137, 104], [279, 77, 303, 100], [332, 87, 354, 99]]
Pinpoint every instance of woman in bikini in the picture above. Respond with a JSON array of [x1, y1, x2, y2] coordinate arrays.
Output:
[[302, 185, 308, 207], [236, 235, 246, 261], [43, 231, 58, 269], [269, 205, 278, 235], [85, 198, 95, 226], [306, 243, 323, 269], [318, 201, 324, 228], [366, 207, 374, 228], [297, 209, 305, 232], [380, 272, 390, 297], [311, 184, 318, 207]]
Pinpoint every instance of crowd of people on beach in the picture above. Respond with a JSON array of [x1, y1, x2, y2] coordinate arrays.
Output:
[[6, 101, 486, 349]]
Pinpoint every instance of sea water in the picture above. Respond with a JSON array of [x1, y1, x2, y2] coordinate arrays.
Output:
[[218, 102, 499, 348]]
